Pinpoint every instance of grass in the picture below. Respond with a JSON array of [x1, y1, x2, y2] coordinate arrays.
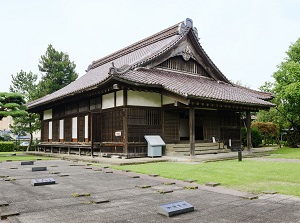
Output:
[[0, 152, 55, 162], [111, 160, 300, 197], [269, 147, 300, 159], [0, 152, 24, 155]]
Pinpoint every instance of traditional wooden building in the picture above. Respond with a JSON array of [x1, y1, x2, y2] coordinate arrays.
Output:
[[28, 18, 274, 158]]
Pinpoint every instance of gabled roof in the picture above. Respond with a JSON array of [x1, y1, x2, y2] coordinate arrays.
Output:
[[28, 18, 274, 110]]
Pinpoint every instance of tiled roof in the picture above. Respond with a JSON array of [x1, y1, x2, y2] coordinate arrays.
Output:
[[28, 23, 183, 109], [117, 68, 274, 107], [28, 18, 274, 110]]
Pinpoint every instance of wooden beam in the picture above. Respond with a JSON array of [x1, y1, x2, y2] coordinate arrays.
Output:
[[246, 111, 252, 152], [189, 107, 195, 158]]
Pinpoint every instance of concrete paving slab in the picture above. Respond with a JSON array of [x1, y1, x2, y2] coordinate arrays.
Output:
[[0, 159, 299, 223]]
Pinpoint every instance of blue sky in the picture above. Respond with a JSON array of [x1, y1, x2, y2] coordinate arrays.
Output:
[[0, 0, 300, 92]]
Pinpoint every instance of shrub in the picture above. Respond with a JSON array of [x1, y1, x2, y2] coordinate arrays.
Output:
[[0, 142, 15, 152], [242, 127, 263, 148]]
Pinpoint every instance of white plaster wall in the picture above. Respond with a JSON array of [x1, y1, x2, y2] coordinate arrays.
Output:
[[102, 92, 115, 109], [162, 95, 176, 105], [43, 109, 52, 120], [127, 90, 161, 107], [116, 90, 123, 107], [84, 115, 88, 139], [59, 119, 64, 139], [72, 117, 77, 139], [48, 121, 52, 139]]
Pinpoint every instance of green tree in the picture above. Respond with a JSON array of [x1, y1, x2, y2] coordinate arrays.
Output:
[[251, 122, 278, 145], [35, 44, 78, 98], [273, 38, 300, 147], [0, 92, 27, 121], [9, 70, 41, 151], [9, 70, 38, 101], [9, 113, 40, 151]]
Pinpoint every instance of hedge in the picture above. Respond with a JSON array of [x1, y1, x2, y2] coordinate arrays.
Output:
[[241, 127, 263, 148], [0, 142, 15, 152]]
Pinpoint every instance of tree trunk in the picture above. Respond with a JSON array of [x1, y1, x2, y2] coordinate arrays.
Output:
[[27, 133, 33, 152]]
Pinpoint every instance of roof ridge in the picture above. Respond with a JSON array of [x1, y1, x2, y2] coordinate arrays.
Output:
[[132, 26, 191, 68], [88, 22, 181, 71]]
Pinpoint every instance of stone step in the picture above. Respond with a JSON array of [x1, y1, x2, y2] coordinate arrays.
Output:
[[183, 150, 230, 156], [173, 143, 222, 148], [174, 147, 224, 152]]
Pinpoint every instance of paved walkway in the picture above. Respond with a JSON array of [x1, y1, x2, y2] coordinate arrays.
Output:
[[0, 159, 299, 222], [27, 147, 277, 165]]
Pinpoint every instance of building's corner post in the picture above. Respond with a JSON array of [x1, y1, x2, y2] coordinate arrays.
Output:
[[91, 112, 94, 157], [189, 106, 195, 158], [246, 110, 252, 153], [123, 89, 128, 156]]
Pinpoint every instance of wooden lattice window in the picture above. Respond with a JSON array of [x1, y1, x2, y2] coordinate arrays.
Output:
[[164, 111, 179, 143], [157, 56, 208, 76]]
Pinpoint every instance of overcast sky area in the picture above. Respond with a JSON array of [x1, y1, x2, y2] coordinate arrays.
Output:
[[0, 0, 299, 92]]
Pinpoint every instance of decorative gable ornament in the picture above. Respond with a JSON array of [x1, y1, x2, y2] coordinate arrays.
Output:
[[177, 18, 199, 39], [109, 62, 131, 75], [182, 45, 192, 61]]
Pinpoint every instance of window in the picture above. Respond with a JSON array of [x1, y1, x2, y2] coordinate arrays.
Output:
[[59, 119, 64, 140], [49, 121, 52, 140], [72, 117, 77, 139], [84, 115, 89, 139]]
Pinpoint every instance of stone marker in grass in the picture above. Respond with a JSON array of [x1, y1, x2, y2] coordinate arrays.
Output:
[[149, 174, 159, 177], [184, 179, 194, 183], [262, 190, 277, 194], [205, 182, 220, 187], [157, 201, 194, 217], [129, 175, 140, 178], [31, 178, 55, 186], [239, 194, 259, 200]]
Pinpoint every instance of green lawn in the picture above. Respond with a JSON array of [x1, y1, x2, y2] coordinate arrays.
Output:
[[0, 152, 55, 162], [269, 147, 300, 159], [112, 160, 300, 197]]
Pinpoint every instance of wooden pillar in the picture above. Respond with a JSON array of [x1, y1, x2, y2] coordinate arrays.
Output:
[[246, 111, 252, 152], [90, 113, 94, 157], [189, 107, 195, 158], [123, 89, 128, 155]]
